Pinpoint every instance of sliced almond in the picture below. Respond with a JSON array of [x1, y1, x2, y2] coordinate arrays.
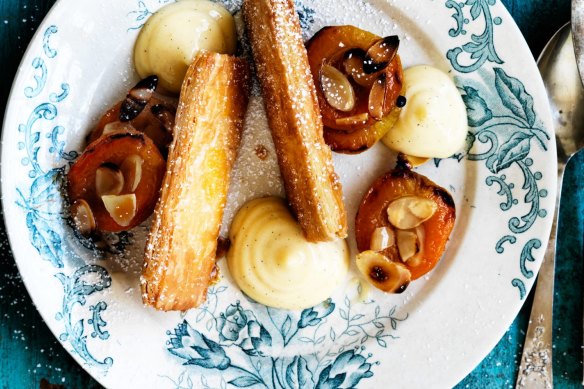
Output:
[[120, 155, 143, 192], [343, 49, 377, 88], [370, 226, 395, 252], [335, 112, 369, 127], [368, 74, 387, 121], [409, 198, 438, 220], [95, 164, 124, 197], [396, 230, 419, 262], [320, 63, 356, 112], [387, 196, 438, 230], [356, 250, 411, 293], [408, 226, 425, 267], [102, 121, 133, 136], [102, 193, 136, 227], [70, 199, 96, 236], [363, 35, 400, 74]]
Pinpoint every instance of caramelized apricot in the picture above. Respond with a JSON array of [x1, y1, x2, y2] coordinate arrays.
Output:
[[324, 105, 401, 153], [68, 129, 166, 232], [88, 99, 174, 156], [306, 25, 404, 153], [355, 157, 455, 279]]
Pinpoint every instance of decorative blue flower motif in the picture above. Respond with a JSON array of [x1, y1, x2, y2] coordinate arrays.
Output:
[[315, 350, 373, 389], [217, 301, 251, 342], [446, 0, 504, 73], [452, 68, 550, 299], [238, 320, 272, 357], [462, 86, 492, 127], [298, 299, 335, 328], [17, 24, 114, 372], [285, 355, 313, 389], [169, 321, 231, 370]]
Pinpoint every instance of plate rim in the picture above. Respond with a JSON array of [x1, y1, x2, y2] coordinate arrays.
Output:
[[0, 0, 557, 387]]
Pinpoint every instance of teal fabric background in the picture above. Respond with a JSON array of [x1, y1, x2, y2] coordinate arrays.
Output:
[[0, 0, 581, 388]]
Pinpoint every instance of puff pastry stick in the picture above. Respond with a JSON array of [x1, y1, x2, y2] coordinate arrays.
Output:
[[141, 52, 250, 311], [243, 0, 347, 242]]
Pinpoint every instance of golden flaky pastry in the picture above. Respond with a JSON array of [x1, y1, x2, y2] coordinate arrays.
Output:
[[141, 52, 250, 311], [243, 0, 348, 242]]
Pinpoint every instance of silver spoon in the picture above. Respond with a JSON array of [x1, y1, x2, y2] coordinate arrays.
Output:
[[515, 22, 584, 388]]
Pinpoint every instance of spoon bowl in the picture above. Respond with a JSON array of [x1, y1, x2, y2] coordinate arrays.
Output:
[[538, 22, 584, 164]]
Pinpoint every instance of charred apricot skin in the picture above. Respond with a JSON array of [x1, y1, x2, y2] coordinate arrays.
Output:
[[355, 159, 455, 280], [88, 98, 174, 156], [306, 25, 404, 153], [68, 129, 166, 232]]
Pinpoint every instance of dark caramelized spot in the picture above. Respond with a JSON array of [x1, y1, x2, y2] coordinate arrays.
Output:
[[396, 95, 407, 108], [100, 161, 118, 170], [370, 265, 389, 282], [151, 104, 176, 132], [433, 187, 456, 209], [395, 153, 414, 171], [120, 76, 159, 122], [396, 281, 410, 293], [216, 237, 231, 258], [255, 144, 268, 160]]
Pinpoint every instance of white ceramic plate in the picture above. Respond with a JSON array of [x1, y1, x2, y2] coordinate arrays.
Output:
[[2, 0, 556, 387]]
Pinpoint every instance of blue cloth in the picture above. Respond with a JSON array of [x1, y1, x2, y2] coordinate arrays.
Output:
[[0, 0, 580, 387]]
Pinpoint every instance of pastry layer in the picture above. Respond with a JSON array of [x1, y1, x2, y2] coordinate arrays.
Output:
[[243, 0, 347, 242], [141, 52, 250, 311]]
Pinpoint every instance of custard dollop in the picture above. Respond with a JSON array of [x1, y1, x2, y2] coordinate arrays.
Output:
[[382, 65, 468, 158], [134, 0, 237, 93], [227, 197, 349, 310]]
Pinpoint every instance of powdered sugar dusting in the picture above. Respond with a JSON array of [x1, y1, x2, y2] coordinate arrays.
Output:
[[220, 96, 284, 236]]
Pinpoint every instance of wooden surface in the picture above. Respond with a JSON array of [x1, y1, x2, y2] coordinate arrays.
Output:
[[0, 0, 581, 388]]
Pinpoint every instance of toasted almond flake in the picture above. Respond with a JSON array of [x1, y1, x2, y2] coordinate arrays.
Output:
[[368, 74, 387, 121], [102, 121, 132, 136], [409, 198, 438, 220], [95, 165, 124, 197], [387, 196, 437, 230], [102, 193, 136, 227], [320, 63, 356, 112], [70, 199, 96, 236], [407, 225, 425, 267], [396, 230, 419, 262], [120, 155, 144, 192], [355, 250, 411, 293], [363, 35, 400, 74], [335, 112, 369, 127], [343, 49, 377, 88], [370, 226, 395, 252]]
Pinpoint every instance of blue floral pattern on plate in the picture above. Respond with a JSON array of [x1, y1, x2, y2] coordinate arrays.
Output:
[[14, 25, 114, 373], [162, 293, 406, 388], [442, 0, 550, 298], [5, 0, 554, 387]]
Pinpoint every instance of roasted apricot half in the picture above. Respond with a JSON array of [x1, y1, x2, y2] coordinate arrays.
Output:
[[355, 157, 456, 280], [306, 25, 404, 153], [88, 76, 175, 156], [68, 129, 166, 233]]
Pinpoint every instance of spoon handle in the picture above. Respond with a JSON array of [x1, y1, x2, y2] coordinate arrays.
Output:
[[515, 168, 565, 389]]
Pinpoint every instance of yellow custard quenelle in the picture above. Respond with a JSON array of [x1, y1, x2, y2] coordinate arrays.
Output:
[[134, 0, 237, 93], [382, 65, 468, 158], [227, 197, 349, 310]]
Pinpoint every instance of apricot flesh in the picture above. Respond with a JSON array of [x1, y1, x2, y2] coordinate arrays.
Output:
[[306, 25, 404, 153], [68, 129, 166, 232], [355, 163, 455, 280]]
